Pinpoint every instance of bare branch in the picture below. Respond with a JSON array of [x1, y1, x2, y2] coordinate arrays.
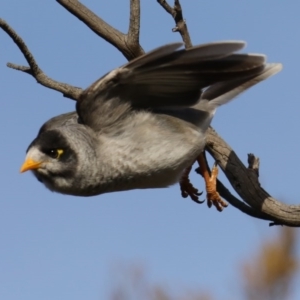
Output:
[[2, 0, 144, 99], [7, 63, 33, 75], [196, 152, 274, 222], [56, 0, 144, 61], [173, 0, 192, 48], [0, 18, 40, 75], [128, 0, 141, 46], [0, 19, 82, 100], [157, 0, 174, 15], [56, 0, 125, 52], [1, 0, 145, 101], [216, 179, 275, 222], [206, 127, 300, 227], [157, 0, 192, 48]]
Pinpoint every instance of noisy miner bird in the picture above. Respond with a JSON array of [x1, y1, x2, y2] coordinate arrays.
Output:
[[20, 41, 281, 211]]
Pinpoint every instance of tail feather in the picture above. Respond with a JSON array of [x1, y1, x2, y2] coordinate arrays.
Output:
[[197, 63, 282, 110]]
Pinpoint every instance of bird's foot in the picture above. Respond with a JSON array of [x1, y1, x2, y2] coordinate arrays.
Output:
[[180, 166, 204, 204], [196, 154, 228, 212], [205, 163, 228, 212]]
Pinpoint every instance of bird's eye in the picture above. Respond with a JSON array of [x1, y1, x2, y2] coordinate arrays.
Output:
[[45, 149, 64, 159]]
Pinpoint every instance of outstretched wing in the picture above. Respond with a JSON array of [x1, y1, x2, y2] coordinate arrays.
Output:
[[76, 41, 266, 131]]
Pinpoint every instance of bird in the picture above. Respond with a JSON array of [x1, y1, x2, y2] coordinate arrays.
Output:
[[20, 41, 282, 210]]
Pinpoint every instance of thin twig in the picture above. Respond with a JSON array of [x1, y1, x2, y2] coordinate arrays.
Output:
[[173, 0, 192, 48], [157, 0, 192, 48], [157, 0, 174, 15], [0, 18, 41, 75], [0, 19, 82, 100], [7, 63, 33, 74]]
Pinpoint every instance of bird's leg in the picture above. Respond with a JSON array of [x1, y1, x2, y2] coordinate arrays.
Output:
[[196, 153, 228, 211], [179, 165, 204, 204]]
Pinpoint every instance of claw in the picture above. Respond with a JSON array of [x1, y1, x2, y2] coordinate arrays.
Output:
[[179, 166, 205, 204]]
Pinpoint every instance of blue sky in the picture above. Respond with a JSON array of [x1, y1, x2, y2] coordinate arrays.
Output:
[[1, 1, 299, 299]]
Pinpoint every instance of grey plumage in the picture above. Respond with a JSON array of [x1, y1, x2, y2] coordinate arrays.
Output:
[[21, 41, 282, 196]]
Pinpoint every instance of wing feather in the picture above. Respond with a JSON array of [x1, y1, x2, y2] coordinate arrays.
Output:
[[77, 41, 276, 131]]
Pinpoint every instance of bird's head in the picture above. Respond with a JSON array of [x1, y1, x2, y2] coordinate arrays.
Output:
[[20, 129, 78, 193]]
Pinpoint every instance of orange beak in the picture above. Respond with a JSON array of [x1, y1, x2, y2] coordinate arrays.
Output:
[[20, 158, 42, 173]]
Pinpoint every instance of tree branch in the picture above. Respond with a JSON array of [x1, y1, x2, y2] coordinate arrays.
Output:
[[157, 0, 192, 48], [216, 179, 275, 222], [1, 0, 145, 97], [206, 127, 300, 227], [196, 152, 275, 222], [128, 0, 141, 46], [0, 19, 40, 74], [157, 0, 174, 15], [56, 0, 144, 61], [0, 19, 82, 100]]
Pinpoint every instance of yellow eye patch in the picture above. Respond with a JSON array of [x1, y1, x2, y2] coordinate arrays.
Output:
[[44, 148, 65, 159], [56, 149, 64, 159]]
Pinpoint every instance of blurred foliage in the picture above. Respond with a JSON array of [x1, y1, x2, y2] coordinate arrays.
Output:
[[109, 263, 211, 300], [109, 228, 298, 300], [242, 227, 298, 300]]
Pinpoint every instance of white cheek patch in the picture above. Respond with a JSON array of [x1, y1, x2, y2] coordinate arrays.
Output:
[[26, 147, 46, 163]]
